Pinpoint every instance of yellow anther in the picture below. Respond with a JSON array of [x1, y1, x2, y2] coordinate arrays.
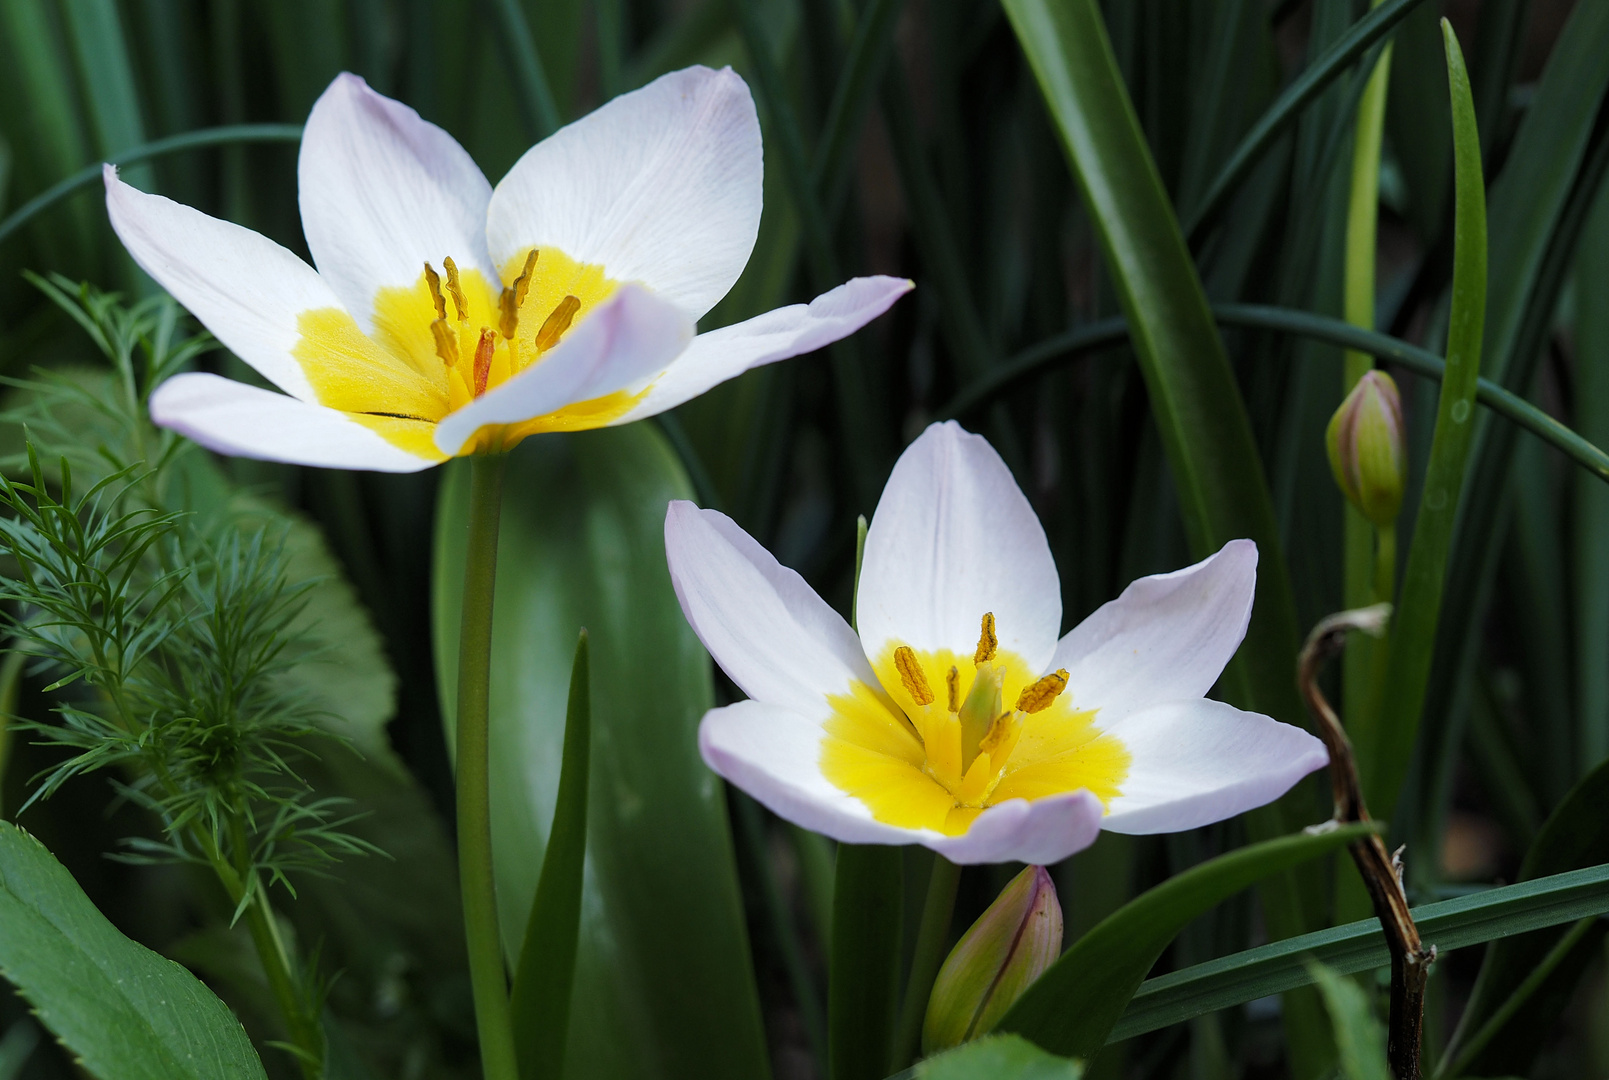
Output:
[[1015, 669, 1069, 714], [472, 327, 496, 397], [424, 263, 447, 321], [499, 249, 539, 340], [978, 711, 1016, 755], [946, 665, 960, 713], [894, 646, 934, 706], [535, 295, 581, 352], [430, 319, 458, 367], [442, 256, 469, 322], [973, 612, 997, 665]]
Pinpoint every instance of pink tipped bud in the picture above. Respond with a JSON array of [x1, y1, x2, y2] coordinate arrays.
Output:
[[922, 865, 1063, 1054], [1326, 370, 1407, 527]]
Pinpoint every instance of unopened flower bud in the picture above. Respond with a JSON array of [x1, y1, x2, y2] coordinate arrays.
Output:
[[922, 865, 1062, 1054], [1326, 370, 1407, 527]]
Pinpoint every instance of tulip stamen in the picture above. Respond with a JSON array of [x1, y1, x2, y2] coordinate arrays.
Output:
[[895, 646, 935, 705], [442, 256, 469, 322], [472, 328, 496, 397], [946, 665, 960, 712], [536, 295, 582, 352], [431, 318, 459, 368], [973, 612, 997, 665], [499, 249, 539, 341], [1015, 669, 1069, 714], [424, 262, 448, 320]]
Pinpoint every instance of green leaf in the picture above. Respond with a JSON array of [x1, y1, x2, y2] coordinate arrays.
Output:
[[433, 426, 768, 1080], [510, 630, 591, 1080], [0, 1020, 38, 1080], [1576, 178, 1609, 766], [0, 820, 267, 1080], [830, 843, 903, 1080], [915, 1034, 1083, 1080], [994, 824, 1375, 1060], [1307, 962, 1390, 1080], [1366, 18, 1487, 820], [1442, 755, 1609, 1076], [1110, 861, 1609, 1042]]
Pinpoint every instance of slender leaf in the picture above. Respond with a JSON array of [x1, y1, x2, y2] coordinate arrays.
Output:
[[830, 844, 903, 1080], [511, 631, 592, 1080], [1366, 19, 1486, 818], [915, 1034, 1083, 1080], [994, 824, 1375, 1060], [1110, 862, 1609, 1042], [434, 427, 769, 1080], [1308, 962, 1391, 1080], [0, 820, 268, 1080], [1577, 180, 1609, 768]]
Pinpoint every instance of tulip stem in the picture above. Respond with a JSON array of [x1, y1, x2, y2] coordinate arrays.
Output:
[[456, 452, 519, 1080], [891, 853, 962, 1069]]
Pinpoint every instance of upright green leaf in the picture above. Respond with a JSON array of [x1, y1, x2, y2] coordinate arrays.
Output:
[[0, 821, 268, 1080], [1366, 19, 1486, 818], [1575, 177, 1609, 768], [434, 426, 768, 1080], [994, 824, 1374, 1060], [830, 844, 903, 1080], [1307, 962, 1391, 1080], [511, 631, 592, 1080], [916, 1034, 1083, 1080]]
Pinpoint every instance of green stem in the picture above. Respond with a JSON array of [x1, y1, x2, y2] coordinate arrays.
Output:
[[456, 453, 518, 1080], [891, 854, 962, 1070]]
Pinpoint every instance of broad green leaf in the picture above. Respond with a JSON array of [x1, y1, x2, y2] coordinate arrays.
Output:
[[1111, 861, 1609, 1041], [0, 820, 267, 1080], [994, 824, 1374, 1059], [915, 1034, 1083, 1080], [1367, 18, 1486, 819], [433, 426, 768, 1080], [1443, 756, 1609, 1076], [1307, 962, 1390, 1080], [510, 631, 591, 1080], [830, 844, 903, 1080]]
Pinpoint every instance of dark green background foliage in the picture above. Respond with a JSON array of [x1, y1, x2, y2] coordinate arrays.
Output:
[[3, 0, 1609, 1078]]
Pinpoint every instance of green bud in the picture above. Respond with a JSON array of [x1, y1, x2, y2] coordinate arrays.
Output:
[[922, 865, 1062, 1055], [1326, 370, 1407, 527]]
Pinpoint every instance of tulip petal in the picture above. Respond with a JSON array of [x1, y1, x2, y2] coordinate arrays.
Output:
[[431, 284, 693, 454], [1052, 539, 1258, 726], [150, 372, 442, 472], [666, 501, 874, 718], [298, 73, 497, 330], [700, 700, 931, 847], [926, 791, 1105, 865], [613, 276, 913, 423], [486, 66, 761, 321], [1099, 699, 1328, 834], [104, 166, 328, 402], [858, 422, 1061, 673]]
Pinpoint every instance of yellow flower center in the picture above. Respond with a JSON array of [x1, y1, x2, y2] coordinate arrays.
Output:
[[291, 247, 646, 458], [821, 613, 1130, 836]]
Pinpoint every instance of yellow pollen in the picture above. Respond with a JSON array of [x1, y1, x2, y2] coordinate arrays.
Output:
[[973, 612, 997, 665], [472, 327, 496, 396], [977, 711, 1016, 755], [442, 256, 468, 321], [500, 249, 539, 340], [894, 646, 935, 706], [946, 665, 960, 712], [430, 318, 458, 367], [1015, 669, 1069, 714], [536, 295, 582, 352], [424, 262, 447, 320]]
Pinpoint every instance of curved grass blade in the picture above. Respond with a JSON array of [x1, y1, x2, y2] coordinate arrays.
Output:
[[1183, 0, 1429, 244], [510, 630, 591, 1080], [1111, 861, 1609, 1043], [1365, 19, 1486, 818], [994, 824, 1375, 1060], [0, 821, 268, 1080], [829, 844, 903, 1080], [485, 0, 561, 138], [0, 124, 304, 248]]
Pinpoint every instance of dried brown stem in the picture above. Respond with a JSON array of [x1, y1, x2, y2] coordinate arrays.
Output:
[[1298, 605, 1434, 1080]]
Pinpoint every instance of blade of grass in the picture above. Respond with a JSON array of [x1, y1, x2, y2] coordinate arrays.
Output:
[[0, 124, 304, 249], [812, 0, 903, 212], [486, 0, 562, 139], [1576, 181, 1609, 769], [1184, 0, 1429, 244], [509, 630, 591, 1080], [1361, 21, 1485, 820], [830, 844, 903, 1080], [1110, 861, 1609, 1043]]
